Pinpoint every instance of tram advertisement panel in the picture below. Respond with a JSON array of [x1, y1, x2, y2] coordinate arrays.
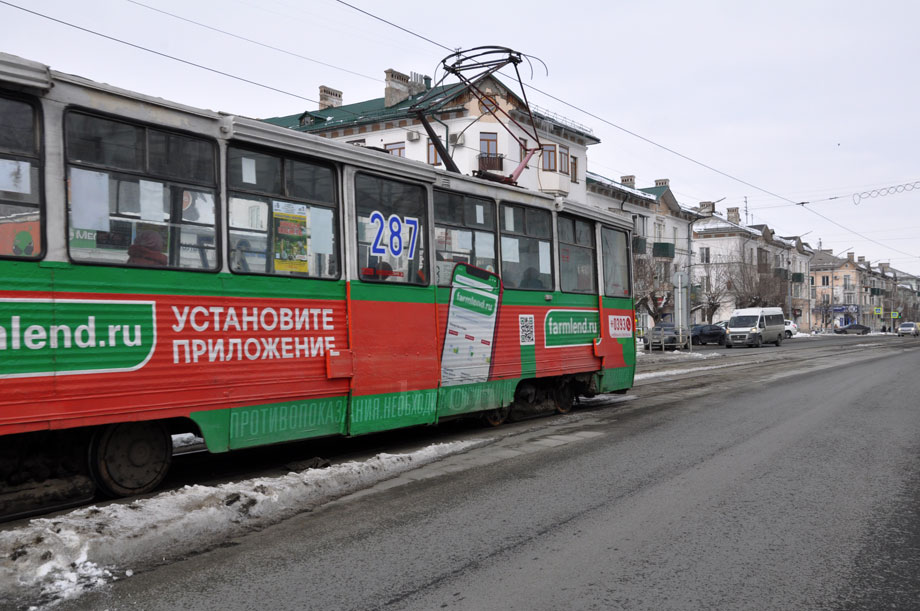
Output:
[[440, 263, 501, 387]]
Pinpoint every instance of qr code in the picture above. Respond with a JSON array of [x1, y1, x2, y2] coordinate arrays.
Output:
[[518, 314, 535, 346]]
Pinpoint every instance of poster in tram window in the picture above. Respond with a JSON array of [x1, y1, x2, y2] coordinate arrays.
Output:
[[272, 200, 310, 273], [440, 263, 502, 387]]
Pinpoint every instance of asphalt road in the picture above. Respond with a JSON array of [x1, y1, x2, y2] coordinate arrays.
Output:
[[54, 337, 920, 610]]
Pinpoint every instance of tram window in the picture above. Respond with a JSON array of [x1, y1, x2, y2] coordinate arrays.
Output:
[[0, 97, 35, 154], [0, 95, 42, 259], [355, 173, 427, 284], [287, 158, 335, 205], [149, 130, 215, 184], [601, 226, 631, 297], [433, 190, 495, 285], [66, 112, 217, 270], [228, 148, 282, 195], [558, 215, 596, 294], [66, 114, 144, 172], [226, 146, 338, 279], [500, 203, 552, 290]]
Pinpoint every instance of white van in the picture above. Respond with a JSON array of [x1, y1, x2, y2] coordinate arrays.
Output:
[[725, 307, 785, 348]]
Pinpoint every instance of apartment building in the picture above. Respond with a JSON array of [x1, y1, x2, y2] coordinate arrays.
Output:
[[263, 69, 597, 202], [810, 252, 920, 330], [691, 204, 813, 327], [586, 174, 696, 333]]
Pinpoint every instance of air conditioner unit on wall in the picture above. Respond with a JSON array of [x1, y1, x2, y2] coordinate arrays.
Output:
[[448, 133, 464, 145], [406, 130, 420, 141]]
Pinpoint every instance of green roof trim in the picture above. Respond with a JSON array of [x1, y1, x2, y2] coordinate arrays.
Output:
[[262, 82, 469, 133], [639, 185, 669, 199]]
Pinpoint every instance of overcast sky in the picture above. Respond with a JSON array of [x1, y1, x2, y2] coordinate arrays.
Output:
[[3, 0, 918, 275]]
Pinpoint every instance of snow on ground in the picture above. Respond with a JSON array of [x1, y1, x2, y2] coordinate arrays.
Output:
[[0, 440, 486, 608], [636, 347, 726, 361]]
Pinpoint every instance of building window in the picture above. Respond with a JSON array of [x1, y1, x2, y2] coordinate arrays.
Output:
[[541, 144, 556, 171], [570, 157, 578, 183], [656, 260, 671, 282], [347, 139, 366, 147], [480, 132, 498, 156], [699, 247, 710, 264], [427, 139, 441, 166], [384, 142, 405, 157], [559, 145, 569, 175], [843, 275, 851, 289], [822, 275, 829, 286]]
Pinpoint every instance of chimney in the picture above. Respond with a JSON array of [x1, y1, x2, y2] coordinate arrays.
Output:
[[385, 69, 411, 107], [726, 207, 741, 224], [620, 175, 635, 189], [318, 85, 342, 110], [699, 201, 715, 216], [847, 252, 855, 263], [858, 256, 865, 264], [654, 178, 670, 188], [880, 262, 890, 275], [408, 72, 429, 96]]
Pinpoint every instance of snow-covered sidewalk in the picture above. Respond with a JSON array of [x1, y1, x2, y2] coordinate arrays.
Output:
[[0, 440, 485, 608]]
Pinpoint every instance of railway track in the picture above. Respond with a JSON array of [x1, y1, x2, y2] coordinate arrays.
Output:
[[3, 337, 914, 526]]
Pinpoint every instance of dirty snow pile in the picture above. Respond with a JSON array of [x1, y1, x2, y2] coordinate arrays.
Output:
[[636, 347, 725, 361], [0, 440, 483, 608]]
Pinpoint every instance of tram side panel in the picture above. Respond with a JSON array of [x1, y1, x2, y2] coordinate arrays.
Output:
[[0, 267, 352, 451]]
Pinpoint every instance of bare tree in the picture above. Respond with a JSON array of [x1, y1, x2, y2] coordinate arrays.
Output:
[[693, 260, 732, 323], [633, 254, 669, 325], [721, 255, 792, 311]]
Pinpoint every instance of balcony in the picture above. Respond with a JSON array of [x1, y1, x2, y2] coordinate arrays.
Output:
[[652, 242, 675, 258], [537, 169, 570, 197], [757, 263, 771, 274], [774, 268, 789, 280], [791, 272, 805, 283], [633, 236, 647, 255], [478, 153, 504, 173], [870, 287, 883, 296]]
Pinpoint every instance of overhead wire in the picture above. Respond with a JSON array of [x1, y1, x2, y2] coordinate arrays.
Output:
[[124, 0, 381, 83], [3, 0, 917, 265], [329, 1, 919, 263], [0, 0, 321, 105]]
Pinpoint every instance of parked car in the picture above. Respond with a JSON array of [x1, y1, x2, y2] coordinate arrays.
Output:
[[714, 320, 728, 329], [834, 323, 870, 335], [691, 324, 726, 345], [784, 319, 798, 338], [897, 322, 919, 337], [644, 323, 689, 350]]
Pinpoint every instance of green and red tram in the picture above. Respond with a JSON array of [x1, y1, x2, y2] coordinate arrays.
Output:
[[0, 53, 635, 512]]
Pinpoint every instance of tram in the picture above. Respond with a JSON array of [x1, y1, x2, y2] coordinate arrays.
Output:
[[0, 52, 636, 514]]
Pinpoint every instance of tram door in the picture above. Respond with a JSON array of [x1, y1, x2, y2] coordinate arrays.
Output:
[[346, 172, 440, 435]]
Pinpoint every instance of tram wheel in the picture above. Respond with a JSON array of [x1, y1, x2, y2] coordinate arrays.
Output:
[[482, 405, 511, 427], [88, 421, 172, 497], [553, 384, 574, 414]]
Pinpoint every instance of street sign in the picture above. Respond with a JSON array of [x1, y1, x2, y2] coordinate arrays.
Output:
[[891, 312, 900, 319], [874, 307, 882, 315]]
